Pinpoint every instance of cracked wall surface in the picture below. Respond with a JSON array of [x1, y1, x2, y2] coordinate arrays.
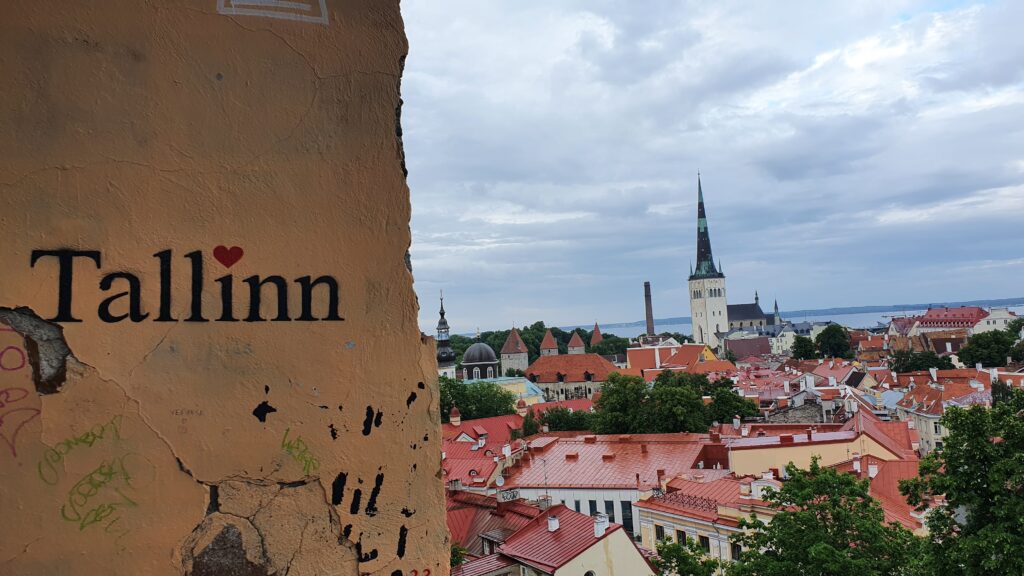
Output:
[[0, 1, 446, 574]]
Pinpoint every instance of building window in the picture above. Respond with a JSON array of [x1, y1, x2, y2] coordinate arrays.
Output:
[[935, 441, 944, 451], [934, 422, 942, 434], [676, 529, 686, 543], [699, 535, 710, 552], [574, 500, 581, 513], [655, 525, 665, 541], [473, 367, 480, 379], [589, 500, 598, 515], [620, 501, 634, 536], [731, 542, 743, 560], [486, 367, 494, 378], [604, 500, 615, 522]]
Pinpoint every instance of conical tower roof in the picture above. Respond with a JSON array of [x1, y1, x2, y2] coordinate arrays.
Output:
[[568, 331, 585, 349], [540, 329, 558, 351], [590, 322, 603, 347], [501, 328, 529, 355], [690, 173, 724, 280]]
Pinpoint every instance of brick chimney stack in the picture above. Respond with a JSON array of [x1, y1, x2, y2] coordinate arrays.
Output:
[[644, 281, 655, 337]]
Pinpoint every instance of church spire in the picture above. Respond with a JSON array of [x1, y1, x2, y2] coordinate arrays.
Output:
[[690, 173, 723, 280]]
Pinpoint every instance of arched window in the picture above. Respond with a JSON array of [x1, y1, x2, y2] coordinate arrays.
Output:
[[473, 367, 480, 379], [486, 367, 494, 378], [463, 368, 468, 379]]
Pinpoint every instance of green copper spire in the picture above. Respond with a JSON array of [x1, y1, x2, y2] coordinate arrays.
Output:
[[690, 173, 724, 280]]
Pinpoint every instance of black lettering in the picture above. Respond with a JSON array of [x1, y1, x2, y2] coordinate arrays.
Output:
[[154, 250, 176, 321], [98, 272, 149, 323], [215, 275, 237, 321], [184, 251, 207, 322], [243, 275, 290, 322], [30, 249, 101, 322], [295, 275, 342, 321]]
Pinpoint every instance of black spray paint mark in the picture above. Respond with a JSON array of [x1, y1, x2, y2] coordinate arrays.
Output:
[[396, 525, 408, 558], [252, 401, 277, 422], [364, 473, 384, 517], [331, 472, 347, 506], [423, 434, 429, 442], [343, 524, 353, 540], [329, 423, 339, 440], [417, 381, 425, 389], [362, 406, 383, 436], [349, 489, 362, 515], [355, 538, 378, 562], [264, 385, 270, 394], [206, 484, 220, 515], [391, 571, 403, 576], [401, 507, 415, 517], [406, 391, 417, 407]]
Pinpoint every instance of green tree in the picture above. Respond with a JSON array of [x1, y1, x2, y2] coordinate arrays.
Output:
[[723, 348, 738, 362], [659, 331, 693, 344], [731, 458, 924, 576], [540, 406, 593, 432], [592, 373, 650, 434], [815, 324, 851, 358], [791, 335, 816, 360], [439, 376, 516, 422], [707, 387, 759, 426], [520, 408, 540, 437], [590, 335, 630, 357], [648, 382, 706, 433], [900, 388, 1024, 574], [889, 349, 955, 372], [958, 329, 1017, 367], [654, 537, 720, 576], [450, 544, 468, 567]]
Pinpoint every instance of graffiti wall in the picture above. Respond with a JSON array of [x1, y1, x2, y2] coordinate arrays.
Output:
[[0, 1, 445, 574]]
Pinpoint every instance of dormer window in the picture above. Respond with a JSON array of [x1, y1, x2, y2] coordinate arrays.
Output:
[[557, 372, 565, 383], [584, 371, 593, 382]]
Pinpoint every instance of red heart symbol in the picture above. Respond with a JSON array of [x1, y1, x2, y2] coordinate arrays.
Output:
[[213, 245, 244, 268]]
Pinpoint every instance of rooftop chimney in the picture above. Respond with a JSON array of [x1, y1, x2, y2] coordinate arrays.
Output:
[[449, 406, 462, 426], [928, 367, 938, 382], [805, 427, 813, 441], [852, 452, 861, 473], [732, 415, 741, 429], [868, 464, 879, 478], [537, 495, 552, 510], [976, 362, 983, 371], [828, 376, 837, 387], [593, 513, 609, 537], [644, 281, 655, 337], [547, 515, 560, 532]]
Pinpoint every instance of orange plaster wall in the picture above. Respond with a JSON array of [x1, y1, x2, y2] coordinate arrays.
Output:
[[0, 1, 445, 574]]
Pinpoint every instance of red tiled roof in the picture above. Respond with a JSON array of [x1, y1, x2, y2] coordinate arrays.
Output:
[[568, 331, 586, 349], [447, 492, 542, 556], [540, 329, 558, 351], [525, 354, 618, 384], [507, 433, 713, 490], [591, 323, 603, 347], [626, 345, 682, 371], [501, 328, 529, 355], [498, 504, 623, 573], [895, 375, 990, 416], [725, 337, 772, 358], [529, 398, 593, 415], [919, 306, 988, 327], [636, 475, 776, 525], [830, 456, 922, 530], [811, 361, 856, 383], [443, 414, 524, 444], [452, 553, 517, 576]]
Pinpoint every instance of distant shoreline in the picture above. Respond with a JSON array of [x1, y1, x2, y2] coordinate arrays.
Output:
[[565, 296, 1024, 331]]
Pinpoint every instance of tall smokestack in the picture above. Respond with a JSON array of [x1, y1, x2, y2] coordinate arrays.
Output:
[[644, 281, 655, 337]]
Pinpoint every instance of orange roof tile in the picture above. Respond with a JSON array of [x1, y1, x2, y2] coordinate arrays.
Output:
[[525, 354, 618, 384], [529, 398, 593, 415], [443, 414, 524, 444], [540, 329, 557, 351], [568, 331, 585, 349], [501, 328, 529, 355]]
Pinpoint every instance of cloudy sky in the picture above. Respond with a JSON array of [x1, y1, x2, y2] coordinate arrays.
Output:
[[402, 1, 1024, 335]]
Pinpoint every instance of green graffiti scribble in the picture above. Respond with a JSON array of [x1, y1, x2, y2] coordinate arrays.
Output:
[[38, 414, 123, 485], [281, 427, 320, 475], [60, 454, 138, 531]]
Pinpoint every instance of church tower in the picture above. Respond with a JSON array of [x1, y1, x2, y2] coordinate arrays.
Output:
[[435, 292, 457, 378], [688, 174, 728, 348]]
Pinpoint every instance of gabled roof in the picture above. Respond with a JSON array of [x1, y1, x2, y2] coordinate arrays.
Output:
[[498, 504, 623, 573], [525, 354, 618, 384], [447, 492, 542, 557], [727, 302, 767, 321], [501, 328, 529, 355], [540, 329, 558, 351], [529, 398, 593, 415], [591, 323, 603, 347], [451, 553, 517, 576], [443, 414, 524, 444], [919, 306, 988, 327], [568, 331, 586, 349], [635, 475, 777, 526]]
